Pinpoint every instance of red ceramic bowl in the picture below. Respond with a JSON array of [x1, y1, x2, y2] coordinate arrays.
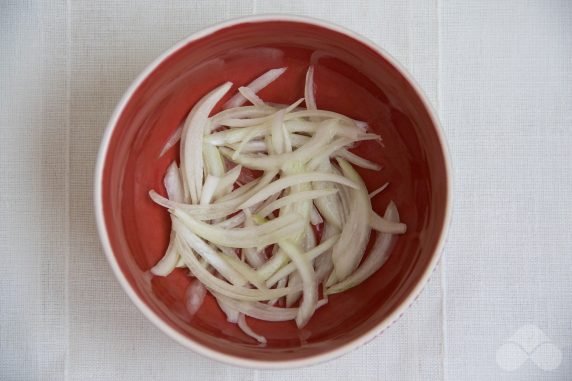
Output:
[[95, 15, 452, 368]]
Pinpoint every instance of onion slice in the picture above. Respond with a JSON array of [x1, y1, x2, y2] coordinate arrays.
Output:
[[224, 67, 287, 109], [336, 149, 382, 171], [213, 165, 242, 199], [369, 182, 389, 199], [238, 86, 265, 106], [239, 172, 359, 209], [311, 160, 344, 229], [331, 158, 372, 281], [327, 201, 401, 294], [159, 126, 182, 157], [180, 82, 232, 204], [199, 175, 220, 205], [238, 314, 267, 344], [304, 65, 317, 111], [173, 218, 247, 286], [215, 293, 298, 321], [150, 162, 184, 276], [176, 236, 300, 301], [174, 209, 305, 249], [279, 239, 318, 328], [370, 210, 407, 234], [266, 235, 339, 287], [149, 170, 278, 220], [256, 189, 337, 218]]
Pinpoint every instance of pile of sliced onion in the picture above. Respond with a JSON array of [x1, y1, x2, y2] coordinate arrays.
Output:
[[150, 66, 407, 344]]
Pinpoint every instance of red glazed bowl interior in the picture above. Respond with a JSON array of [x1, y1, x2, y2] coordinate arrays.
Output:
[[96, 16, 451, 367]]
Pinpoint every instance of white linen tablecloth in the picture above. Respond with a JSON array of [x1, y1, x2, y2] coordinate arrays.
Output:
[[1, 1, 571, 380]]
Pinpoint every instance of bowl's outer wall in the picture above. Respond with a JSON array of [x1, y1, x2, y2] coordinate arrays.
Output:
[[100, 20, 449, 362]]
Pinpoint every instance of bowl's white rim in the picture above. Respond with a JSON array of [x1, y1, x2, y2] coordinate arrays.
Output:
[[94, 13, 453, 369]]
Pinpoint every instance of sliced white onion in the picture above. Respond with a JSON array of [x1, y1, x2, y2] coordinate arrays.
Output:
[[327, 201, 400, 294], [159, 126, 182, 157], [174, 209, 305, 249], [151, 190, 242, 221], [149, 170, 277, 220], [150, 162, 184, 276], [331, 158, 372, 281], [286, 109, 365, 128], [336, 149, 382, 171], [242, 209, 268, 269], [304, 65, 317, 111], [265, 134, 275, 156], [151, 233, 180, 277], [150, 67, 408, 332], [238, 314, 267, 344], [164, 161, 184, 202], [228, 139, 268, 154], [199, 175, 220, 205], [325, 267, 337, 288], [271, 109, 286, 154], [213, 165, 242, 199], [267, 277, 287, 306], [232, 128, 264, 160], [203, 142, 225, 177], [215, 293, 298, 321], [312, 160, 344, 229], [217, 98, 304, 128], [315, 250, 334, 285], [306, 137, 355, 171], [304, 224, 317, 251], [282, 121, 292, 153], [218, 169, 278, 204], [227, 134, 305, 155], [221, 252, 266, 289], [224, 67, 287, 109], [256, 249, 289, 282], [256, 189, 337, 218], [180, 82, 232, 204], [175, 256, 186, 268], [335, 170, 352, 220], [214, 174, 259, 203], [285, 272, 302, 308], [314, 223, 339, 284], [221, 137, 332, 172], [206, 117, 314, 146], [278, 239, 318, 328], [216, 245, 237, 257], [266, 234, 339, 287], [211, 126, 269, 142], [209, 105, 276, 132], [223, 123, 376, 171], [288, 133, 310, 148], [215, 190, 282, 230], [173, 218, 247, 286], [217, 295, 240, 323], [176, 237, 300, 301], [213, 211, 245, 229], [239, 172, 358, 209], [238, 86, 265, 106], [369, 182, 389, 199], [370, 210, 407, 234]]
